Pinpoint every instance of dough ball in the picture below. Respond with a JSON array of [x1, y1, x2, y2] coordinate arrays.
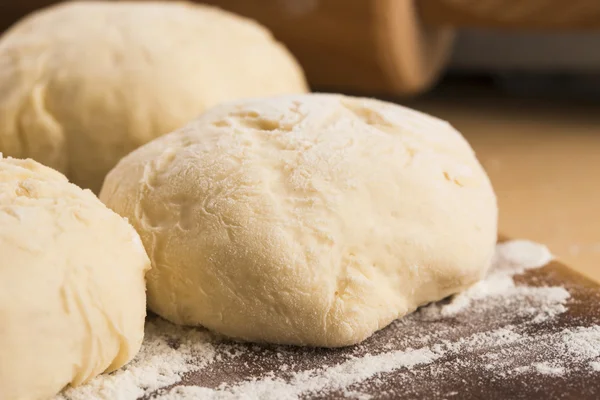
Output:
[[0, 156, 150, 400], [100, 94, 497, 347], [0, 1, 307, 193]]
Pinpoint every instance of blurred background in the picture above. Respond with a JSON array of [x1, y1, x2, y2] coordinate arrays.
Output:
[[2, 0, 599, 280]]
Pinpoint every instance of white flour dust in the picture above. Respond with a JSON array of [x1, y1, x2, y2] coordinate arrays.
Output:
[[421, 241, 567, 323], [159, 328, 521, 400], [55, 320, 222, 400], [590, 361, 600, 371], [55, 240, 600, 400]]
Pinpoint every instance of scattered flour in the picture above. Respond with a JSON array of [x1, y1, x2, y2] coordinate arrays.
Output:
[[157, 327, 523, 400], [437, 240, 557, 317], [510, 362, 566, 377], [161, 347, 439, 400], [533, 362, 566, 376], [418, 240, 567, 325], [492, 240, 553, 273], [561, 325, 600, 359], [589, 361, 600, 371], [54, 240, 600, 399], [55, 320, 222, 400]]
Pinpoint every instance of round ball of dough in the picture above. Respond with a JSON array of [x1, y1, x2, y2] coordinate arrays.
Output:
[[100, 94, 497, 347], [0, 1, 307, 193], [0, 156, 150, 400]]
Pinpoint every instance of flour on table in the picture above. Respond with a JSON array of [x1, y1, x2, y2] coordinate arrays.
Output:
[[55, 240, 600, 400], [55, 320, 223, 400], [158, 328, 521, 400], [589, 361, 600, 371], [533, 362, 565, 376]]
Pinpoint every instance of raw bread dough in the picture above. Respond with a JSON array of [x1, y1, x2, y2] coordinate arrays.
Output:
[[0, 155, 150, 400], [100, 94, 497, 347], [0, 1, 307, 193]]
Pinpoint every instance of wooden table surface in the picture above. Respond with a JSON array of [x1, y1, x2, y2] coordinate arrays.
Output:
[[404, 80, 600, 283]]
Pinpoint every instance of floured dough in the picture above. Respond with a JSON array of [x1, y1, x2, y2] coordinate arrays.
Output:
[[100, 93, 497, 347], [0, 1, 307, 192], [0, 155, 150, 400]]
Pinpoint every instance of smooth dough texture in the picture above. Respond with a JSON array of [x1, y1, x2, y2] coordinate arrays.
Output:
[[0, 156, 150, 400], [100, 94, 497, 347], [0, 1, 307, 193]]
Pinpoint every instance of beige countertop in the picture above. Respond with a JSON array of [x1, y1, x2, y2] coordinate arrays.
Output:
[[405, 81, 600, 282]]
